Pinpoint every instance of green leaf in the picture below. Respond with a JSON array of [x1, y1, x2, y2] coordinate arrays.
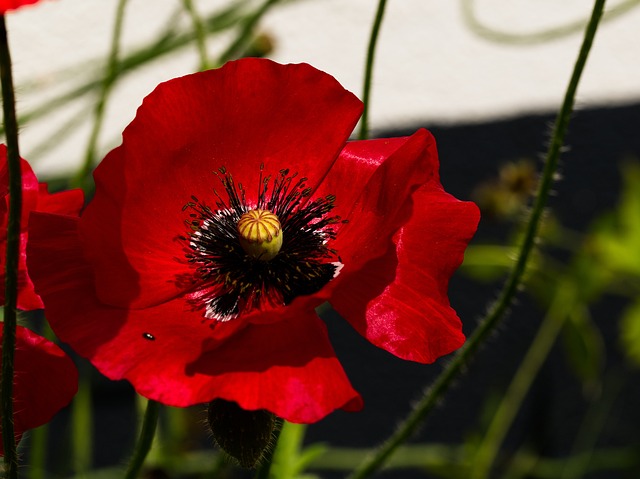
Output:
[[620, 299, 640, 367], [592, 162, 640, 278], [561, 308, 604, 384], [460, 246, 520, 281]]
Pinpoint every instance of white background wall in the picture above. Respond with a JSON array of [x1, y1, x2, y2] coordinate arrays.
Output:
[[7, 0, 640, 176]]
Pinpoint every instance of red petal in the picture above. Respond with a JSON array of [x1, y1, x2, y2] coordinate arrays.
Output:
[[0, 0, 41, 13], [187, 315, 362, 423], [314, 136, 410, 221], [27, 212, 360, 422], [0, 324, 78, 455], [316, 130, 480, 362], [28, 213, 226, 380], [35, 185, 84, 217], [0, 145, 83, 311], [331, 185, 480, 363], [14, 234, 42, 310], [79, 59, 363, 309]]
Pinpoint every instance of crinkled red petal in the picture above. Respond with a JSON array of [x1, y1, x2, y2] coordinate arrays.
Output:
[[0, 324, 77, 455], [329, 129, 438, 271], [185, 315, 362, 423], [36, 184, 84, 216], [331, 183, 480, 363], [315, 130, 479, 362], [28, 212, 361, 422], [314, 136, 410, 221], [14, 233, 42, 310], [79, 59, 363, 310]]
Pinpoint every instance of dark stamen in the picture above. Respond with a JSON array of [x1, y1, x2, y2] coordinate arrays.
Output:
[[181, 167, 341, 321]]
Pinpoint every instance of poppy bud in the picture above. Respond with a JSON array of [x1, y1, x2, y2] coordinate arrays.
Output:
[[244, 32, 276, 58], [207, 399, 277, 468], [237, 209, 283, 261]]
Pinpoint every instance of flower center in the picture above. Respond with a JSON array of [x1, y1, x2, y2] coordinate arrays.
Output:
[[181, 167, 344, 322], [237, 209, 283, 261]]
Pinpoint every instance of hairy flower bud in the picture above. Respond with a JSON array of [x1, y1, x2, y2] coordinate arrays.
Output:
[[207, 399, 277, 468]]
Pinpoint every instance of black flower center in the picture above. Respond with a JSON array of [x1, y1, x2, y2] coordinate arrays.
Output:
[[180, 166, 344, 321]]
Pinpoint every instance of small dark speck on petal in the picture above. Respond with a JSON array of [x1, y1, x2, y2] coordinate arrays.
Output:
[[142, 332, 155, 341]]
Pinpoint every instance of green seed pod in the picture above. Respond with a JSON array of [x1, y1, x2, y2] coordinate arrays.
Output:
[[237, 209, 283, 261]]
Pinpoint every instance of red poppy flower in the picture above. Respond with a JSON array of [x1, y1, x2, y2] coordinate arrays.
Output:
[[27, 59, 479, 423], [0, 323, 78, 455], [0, 0, 43, 13], [0, 145, 84, 311]]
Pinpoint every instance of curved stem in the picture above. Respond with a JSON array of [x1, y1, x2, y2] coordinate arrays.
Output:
[[72, 0, 128, 190], [347, 1, 606, 478], [0, 14, 21, 479], [124, 399, 160, 479], [461, 0, 636, 45], [358, 0, 387, 141]]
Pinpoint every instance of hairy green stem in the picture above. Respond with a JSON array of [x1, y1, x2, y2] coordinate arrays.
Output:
[[182, 0, 210, 70], [72, 0, 128, 190], [358, 0, 387, 141], [124, 399, 160, 479], [0, 14, 21, 479], [347, 1, 606, 478]]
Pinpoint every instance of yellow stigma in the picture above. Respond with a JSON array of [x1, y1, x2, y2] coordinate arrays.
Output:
[[237, 209, 283, 261]]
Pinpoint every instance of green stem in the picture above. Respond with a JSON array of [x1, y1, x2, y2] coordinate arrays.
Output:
[[71, 365, 93, 475], [347, 1, 606, 478], [123, 399, 160, 479], [71, 0, 128, 190], [258, 420, 311, 479], [182, 0, 210, 70], [358, 0, 387, 141], [28, 425, 47, 479], [0, 14, 21, 479], [471, 282, 576, 478], [561, 371, 623, 479]]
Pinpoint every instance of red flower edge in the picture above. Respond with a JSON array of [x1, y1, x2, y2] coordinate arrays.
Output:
[[0, 144, 84, 310], [0, 0, 43, 13], [0, 323, 78, 455], [27, 59, 479, 423]]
